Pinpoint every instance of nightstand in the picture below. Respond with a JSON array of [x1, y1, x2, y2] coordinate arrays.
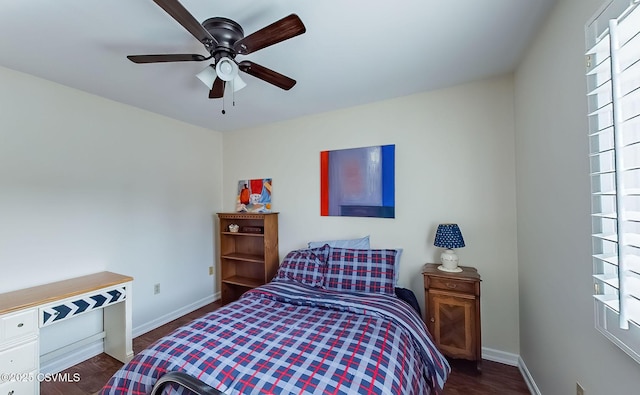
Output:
[[422, 263, 482, 370]]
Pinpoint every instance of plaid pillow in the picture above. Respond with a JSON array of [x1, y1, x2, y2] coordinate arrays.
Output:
[[325, 247, 398, 295], [273, 244, 330, 287]]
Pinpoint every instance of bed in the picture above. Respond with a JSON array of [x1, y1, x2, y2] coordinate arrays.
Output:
[[100, 243, 450, 395]]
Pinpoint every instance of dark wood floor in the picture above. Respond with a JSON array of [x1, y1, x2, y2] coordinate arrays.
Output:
[[41, 302, 531, 395]]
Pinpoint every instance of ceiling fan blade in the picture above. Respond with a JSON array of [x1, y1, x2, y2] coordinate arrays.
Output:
[[238, 61, 296, 90], [127, 54, 209, 64], [234, 14, 306, 55], [153, 0, 218, 49], [209, 78, 225, 98]]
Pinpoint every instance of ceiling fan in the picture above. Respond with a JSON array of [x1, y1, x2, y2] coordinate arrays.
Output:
[[128, 0, 306, 101]]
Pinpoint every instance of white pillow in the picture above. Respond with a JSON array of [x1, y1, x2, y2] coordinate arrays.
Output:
[[308, 235, 370, 249]]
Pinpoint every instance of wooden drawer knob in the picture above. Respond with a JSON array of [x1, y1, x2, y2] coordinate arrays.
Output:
[[430, 317, 435, 323]]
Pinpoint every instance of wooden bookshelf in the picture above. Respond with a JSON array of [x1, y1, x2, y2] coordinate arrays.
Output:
[[217, 212, 279, 304]]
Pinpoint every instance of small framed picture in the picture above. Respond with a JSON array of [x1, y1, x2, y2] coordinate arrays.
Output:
[[236, 178, 272, 213]]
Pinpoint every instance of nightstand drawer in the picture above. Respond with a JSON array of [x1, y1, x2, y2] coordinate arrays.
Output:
[[427, 277, 476, 294]]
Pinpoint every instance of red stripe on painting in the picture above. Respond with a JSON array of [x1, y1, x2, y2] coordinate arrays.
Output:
[[320, 150, 329, 216]]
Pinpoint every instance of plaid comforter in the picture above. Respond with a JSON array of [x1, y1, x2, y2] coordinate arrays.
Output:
[[100, 282, 450, 395]]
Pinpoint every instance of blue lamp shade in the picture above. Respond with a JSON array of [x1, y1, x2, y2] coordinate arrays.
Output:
[[434, 224, 465, 249]]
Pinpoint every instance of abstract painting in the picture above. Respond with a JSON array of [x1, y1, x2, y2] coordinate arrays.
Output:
[[320, 145, 395, 218], [236, 178, 272, 213]]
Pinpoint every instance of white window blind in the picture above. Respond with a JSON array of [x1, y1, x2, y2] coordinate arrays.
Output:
[[586, 0, 640, 363]]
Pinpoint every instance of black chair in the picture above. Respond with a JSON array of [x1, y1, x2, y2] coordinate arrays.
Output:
[[150, 371, 226, 395]]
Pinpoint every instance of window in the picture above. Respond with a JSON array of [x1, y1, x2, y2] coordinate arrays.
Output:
[[586, 0, 640, 363]]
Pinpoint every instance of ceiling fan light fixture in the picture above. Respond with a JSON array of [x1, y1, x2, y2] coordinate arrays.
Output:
[[127, 3, 306, 104], [216, 57, 238, 82], [196, 65, 217, 89], [232, 74, 246, 92]]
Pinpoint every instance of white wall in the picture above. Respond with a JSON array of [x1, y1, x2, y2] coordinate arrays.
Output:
[[0, 66, 223, 332], [514, 0, 640, 393], [223, 75, 520, 356]]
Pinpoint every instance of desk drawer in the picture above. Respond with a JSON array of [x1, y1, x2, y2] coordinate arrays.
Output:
[[0, 340, 37, 374], [1, 310, 37, 344], [428, 277, 477, 295]]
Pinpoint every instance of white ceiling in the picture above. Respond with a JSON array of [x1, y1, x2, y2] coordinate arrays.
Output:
[[0, 0, 558, 132]]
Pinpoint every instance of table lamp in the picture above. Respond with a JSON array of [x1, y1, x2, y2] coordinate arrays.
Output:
[[434, 223, 465, 272]]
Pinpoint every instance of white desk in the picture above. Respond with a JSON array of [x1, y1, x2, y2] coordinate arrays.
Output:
[[0, 272, 133, 394]]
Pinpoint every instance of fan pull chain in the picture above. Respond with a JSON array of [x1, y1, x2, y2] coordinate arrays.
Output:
[[221, 80, 227, 114], [221, 80, 238, 114]]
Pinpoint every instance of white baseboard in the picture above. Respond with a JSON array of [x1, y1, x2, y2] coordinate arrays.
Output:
[[40, 340, 104, 375], [518, 356, 541, 395], [482, 347, 519, 366], [133, 292, 220, 337], [44, 292, 220, 374]]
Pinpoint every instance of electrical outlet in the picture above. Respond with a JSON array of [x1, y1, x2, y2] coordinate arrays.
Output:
[[154, 283, 160, 295], [577, 382, 585, 395], [209, 266, 214, 276]]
